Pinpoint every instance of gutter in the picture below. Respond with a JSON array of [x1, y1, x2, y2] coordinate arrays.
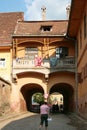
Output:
[[0, 44, 12, 47], [12, 34, 66, 38]]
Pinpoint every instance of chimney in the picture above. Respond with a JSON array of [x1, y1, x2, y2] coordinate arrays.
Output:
[[41, 6, 46, 21], [66, 4, 70, 19]]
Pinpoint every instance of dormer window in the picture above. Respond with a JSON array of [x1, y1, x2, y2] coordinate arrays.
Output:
[[40, 25, 52, 32]]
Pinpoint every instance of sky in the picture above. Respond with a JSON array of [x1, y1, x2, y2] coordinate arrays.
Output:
[[0, 0, 71, 21]]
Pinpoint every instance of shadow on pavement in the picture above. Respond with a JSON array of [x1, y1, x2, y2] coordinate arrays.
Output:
[[1, 114, 40, 130]]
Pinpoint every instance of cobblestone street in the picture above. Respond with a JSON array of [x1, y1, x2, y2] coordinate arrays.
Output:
[[0, 112, 87, 130]]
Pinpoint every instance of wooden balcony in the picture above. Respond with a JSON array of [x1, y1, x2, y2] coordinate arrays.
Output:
[[12, 56, 75, 75]]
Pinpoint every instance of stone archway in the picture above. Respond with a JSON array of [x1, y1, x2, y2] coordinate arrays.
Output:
[[49, 83, 75, 113], [20, 83, 44, 112]]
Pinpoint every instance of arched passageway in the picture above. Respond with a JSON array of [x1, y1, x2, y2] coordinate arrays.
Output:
[[20, 83, 44, 112], [49, 83, 74, 113]]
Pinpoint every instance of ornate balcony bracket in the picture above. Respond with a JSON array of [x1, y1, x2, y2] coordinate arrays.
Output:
[[45, 74, 49, 83]]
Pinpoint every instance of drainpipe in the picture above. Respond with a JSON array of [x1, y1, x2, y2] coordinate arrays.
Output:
[[66, 35, 78, 113], [75, 39, 78, 114]]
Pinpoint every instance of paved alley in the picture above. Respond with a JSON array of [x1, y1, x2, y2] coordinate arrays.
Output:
[[0, 112, 77, 130]]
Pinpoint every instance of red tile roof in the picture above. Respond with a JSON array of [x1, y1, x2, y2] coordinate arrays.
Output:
[[0, 12, 24, 45], [0, 12, 68, 46], [13, 20, 68, 36]]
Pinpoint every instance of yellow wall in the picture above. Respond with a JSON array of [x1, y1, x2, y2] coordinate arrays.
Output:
[[17, 47, 25, 58], [0, 51, 11, 81], [16, 41, 75, 59]]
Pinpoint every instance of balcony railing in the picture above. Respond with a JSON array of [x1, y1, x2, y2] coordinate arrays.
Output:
[[13, 56, 75, 73], [49, 56, 75, 67]]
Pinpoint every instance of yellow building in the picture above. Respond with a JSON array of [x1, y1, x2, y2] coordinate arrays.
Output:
[[0, 11, 76, 113], [0, 0, 87, 119]]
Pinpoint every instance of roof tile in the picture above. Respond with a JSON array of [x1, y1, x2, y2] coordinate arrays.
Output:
[[14, 20, 68, 36], [0, 12, 24, 45]]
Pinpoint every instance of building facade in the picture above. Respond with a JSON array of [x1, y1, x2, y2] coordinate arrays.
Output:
[[0, 0, 87, 119], [11, 19, 76, 113], [67, 0, 87, 118]]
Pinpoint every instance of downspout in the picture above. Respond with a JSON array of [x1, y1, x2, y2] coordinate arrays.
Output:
[[66, 35, 78, 113], [75, 39, 78, 114], [12, 38, 14, 83]]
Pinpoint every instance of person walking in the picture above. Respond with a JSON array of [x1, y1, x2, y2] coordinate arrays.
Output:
[[39, 101, 49, 130]]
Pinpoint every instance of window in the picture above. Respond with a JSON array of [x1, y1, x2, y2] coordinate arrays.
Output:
[[0, 58, 6, 68], [56, 47, 68, 58], [40, 25, 52, 32], [25, 48, 38, 59]]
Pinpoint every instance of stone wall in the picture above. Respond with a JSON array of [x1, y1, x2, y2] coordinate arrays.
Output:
[[0, 77, 11, 116]]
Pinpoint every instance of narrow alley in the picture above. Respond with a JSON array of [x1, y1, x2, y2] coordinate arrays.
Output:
[[0, 112, 87, 130]]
